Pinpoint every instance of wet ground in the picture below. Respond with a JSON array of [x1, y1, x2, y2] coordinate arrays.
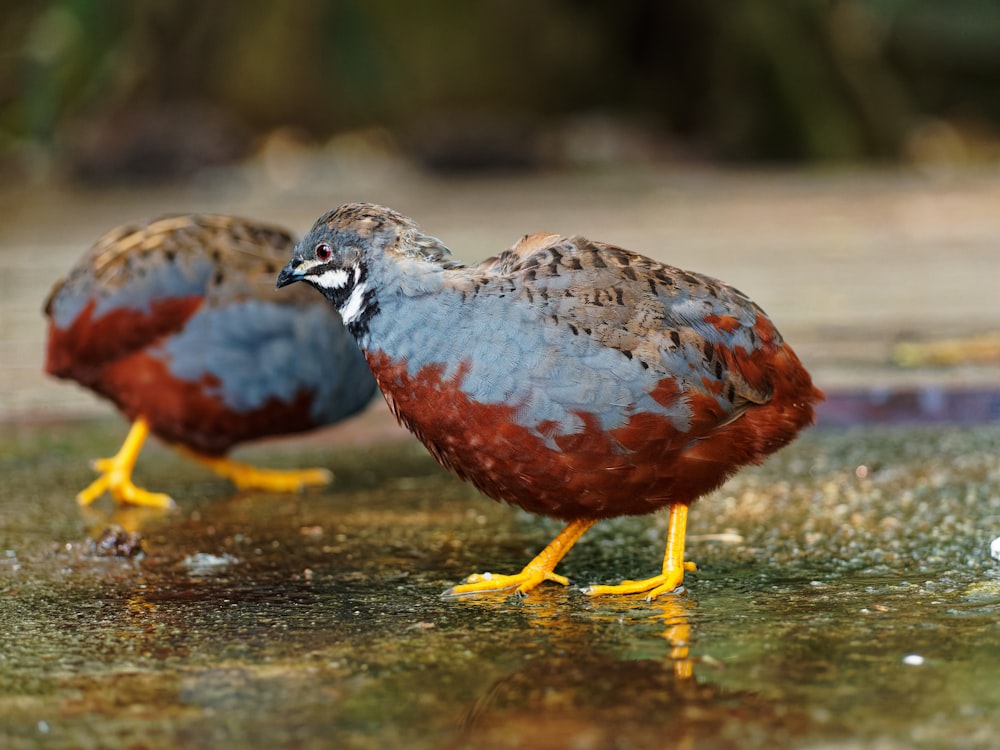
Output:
[[1, 418, 999, 749], [2, 162, 1000, 748]]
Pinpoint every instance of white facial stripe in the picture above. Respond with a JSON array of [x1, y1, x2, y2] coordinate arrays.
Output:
[[340, 282, 367, 324], [315, 267, 350, 291]]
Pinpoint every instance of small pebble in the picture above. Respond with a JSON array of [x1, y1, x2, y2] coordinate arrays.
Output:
[[92, 526, 144, 558], [902, 654, 925, 666]]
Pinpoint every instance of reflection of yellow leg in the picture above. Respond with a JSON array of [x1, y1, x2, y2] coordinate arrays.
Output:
[[183, 450, 332, 493], [655, 597, 694, 680], [77, 418, 174, 509], [446, 518, 598, 597], [584, 503, 696, 599]]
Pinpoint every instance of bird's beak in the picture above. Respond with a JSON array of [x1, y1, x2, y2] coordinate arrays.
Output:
[[276, 260, 303, 289]]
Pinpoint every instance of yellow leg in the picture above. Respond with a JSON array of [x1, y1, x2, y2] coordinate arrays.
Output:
[[445, 518, 598, 597], [77, 418, 175, 509], [182, 450, 332, 493], [583, 503, 696, 599]]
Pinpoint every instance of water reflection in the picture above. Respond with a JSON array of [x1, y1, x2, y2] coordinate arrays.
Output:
[[80, 503, 168, 537], [460, 594, 694, 736], [452, 592, 827, 748], [652, 594, 694, 679]]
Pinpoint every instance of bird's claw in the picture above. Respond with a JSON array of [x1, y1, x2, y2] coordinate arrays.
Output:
[[77, 462, 175, 509], [229, 466, 333, 492], [185, 451, 333, 493], [444, 567, 571, 597], [580, 561, 696, 599]]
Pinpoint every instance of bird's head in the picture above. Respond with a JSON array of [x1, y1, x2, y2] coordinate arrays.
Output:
[[276, 203, 457, 339]]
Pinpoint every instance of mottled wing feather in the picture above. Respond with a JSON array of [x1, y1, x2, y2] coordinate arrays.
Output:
[[45, 215, 321, 365], [474, 233, 773, 418], [192, 216, 317, 308]]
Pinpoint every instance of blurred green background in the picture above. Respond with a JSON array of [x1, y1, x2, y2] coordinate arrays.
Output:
[[3, 0, 1000, 183]]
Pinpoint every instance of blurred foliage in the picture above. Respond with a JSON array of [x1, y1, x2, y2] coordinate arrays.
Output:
[[3, 0, 1000, 181]]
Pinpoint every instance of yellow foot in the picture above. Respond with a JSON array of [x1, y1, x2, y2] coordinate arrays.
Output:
[[444, 566, 571, 597], [443, 518, 597, 597], [582, 561, 697, 599], [225, 465, 333, 493], [76, 418, 175, 509], [77, 456, 175, 509], [186, 452, 333, 493]]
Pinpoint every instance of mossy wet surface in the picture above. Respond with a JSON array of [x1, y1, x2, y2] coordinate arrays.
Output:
[[2, 418, 999, 749]]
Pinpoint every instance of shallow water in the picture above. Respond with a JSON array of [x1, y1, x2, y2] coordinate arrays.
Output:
[[2, 419, 999, 749]]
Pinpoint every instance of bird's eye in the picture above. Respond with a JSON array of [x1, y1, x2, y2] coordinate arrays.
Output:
[[316, 243, 332, 261]]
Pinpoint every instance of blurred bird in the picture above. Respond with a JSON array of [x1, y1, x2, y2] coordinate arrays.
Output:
[[45, 214, 377, 508], [277, 203, 823, 598]]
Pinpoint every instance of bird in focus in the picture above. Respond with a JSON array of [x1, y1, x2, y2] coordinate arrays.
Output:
[[277, 203, 823, 598], [45, 214, 377, 508]]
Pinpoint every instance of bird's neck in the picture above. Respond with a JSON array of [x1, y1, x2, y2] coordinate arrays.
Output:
[[344, 256, 451, 351]]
